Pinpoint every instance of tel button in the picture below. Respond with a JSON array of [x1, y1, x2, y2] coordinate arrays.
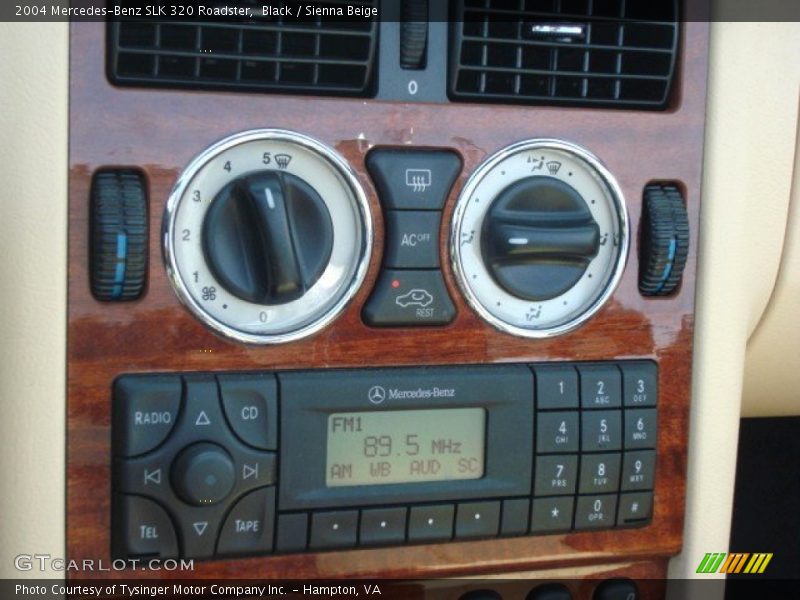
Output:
[[363, 269, 455, 326], [113, 375, 181, 457], [114, 495, 178, 558], [219, 374, 278, 450], [385, 211, 441, 269], [217, 487, 276, 556]]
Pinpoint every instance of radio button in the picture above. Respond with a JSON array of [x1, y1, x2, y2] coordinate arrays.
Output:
[[621, 362, 658, 407], [309, 510, 358, 550], [363, 269, 455, 326], [500, 498, 530, 536], [385, 211, 441, 269], [621, 450, 656, 491], [360, 507, 407, 547], [113, 375, 181, 457], [408, 504, 454, 543], [578, 453, 621, 495], [578, 365, 622, 409], [534, 365, 579, 409], [455, 501, 501, 539], [276, 513, 308, 553], [219, 374, 278, 451], [536, 412, 579, 454], [530, 497, 574, 533], [581, 410, 622, 452], [217, 487, 275, 556], [574, 494, 618, 530], [534, 455, 578, 496], [366, 149, 461, 211], [624, 409, 658, 449], [617, 492, 653, 526]]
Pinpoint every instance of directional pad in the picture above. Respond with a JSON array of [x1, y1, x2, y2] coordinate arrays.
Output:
[[113, 373, 277, 559]]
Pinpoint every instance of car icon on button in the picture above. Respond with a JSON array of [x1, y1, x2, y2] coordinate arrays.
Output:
[[395, 289, 434, 308]]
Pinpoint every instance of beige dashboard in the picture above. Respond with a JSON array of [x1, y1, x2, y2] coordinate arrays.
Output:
[[0, 14, 797, 590]]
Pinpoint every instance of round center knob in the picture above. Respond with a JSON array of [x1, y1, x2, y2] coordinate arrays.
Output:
[[202, 171, 333, 305], [481, 176, 600, 301], [171, 442, 235, 506]]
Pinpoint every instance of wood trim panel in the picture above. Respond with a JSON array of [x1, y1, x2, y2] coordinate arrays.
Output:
[[67, 18, 708, 582]]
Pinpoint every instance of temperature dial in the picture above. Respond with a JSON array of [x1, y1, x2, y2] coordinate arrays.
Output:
[[164, 130, 372, 344], [451, 139, 628, 337]]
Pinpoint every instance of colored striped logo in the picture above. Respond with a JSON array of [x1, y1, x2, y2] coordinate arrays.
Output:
[[696, 553, 773, 574]]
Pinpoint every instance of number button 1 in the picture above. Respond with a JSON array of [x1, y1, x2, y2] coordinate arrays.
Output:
[[534, 365, 579, 409]]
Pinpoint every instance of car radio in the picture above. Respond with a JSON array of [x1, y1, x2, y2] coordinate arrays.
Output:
[[113, 362, 657, 560]]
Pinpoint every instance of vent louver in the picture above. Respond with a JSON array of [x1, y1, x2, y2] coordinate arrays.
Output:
[[108, 1, 378, 97], [449, 0, 679, 109]]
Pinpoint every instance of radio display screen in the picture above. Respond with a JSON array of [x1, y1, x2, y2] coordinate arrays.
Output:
[[326, 408, 486, 487]]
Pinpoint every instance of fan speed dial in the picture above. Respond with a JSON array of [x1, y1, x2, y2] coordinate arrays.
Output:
[[451, 139, 628, 337], [164, 130, 372, 344]]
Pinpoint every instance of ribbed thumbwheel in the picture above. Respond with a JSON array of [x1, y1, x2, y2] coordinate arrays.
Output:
[[639, 184, 690, 296], [400, 0, 428, 69], [90, 170, 148, 301]]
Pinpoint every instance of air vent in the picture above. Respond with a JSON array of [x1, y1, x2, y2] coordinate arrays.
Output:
[[108, 1, 378, 97], [449, 0, 679, 109]]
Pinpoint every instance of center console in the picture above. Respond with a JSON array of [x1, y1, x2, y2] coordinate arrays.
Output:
[[67, 2, 709, 596]]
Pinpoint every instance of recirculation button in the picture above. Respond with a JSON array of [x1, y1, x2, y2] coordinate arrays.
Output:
[[363, 269, 455, 326]]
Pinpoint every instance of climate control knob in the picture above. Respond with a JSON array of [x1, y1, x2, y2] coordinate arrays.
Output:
[[451, 139, 628, 337], [164, 130, 372, 344], [203, 171, 333, 305]]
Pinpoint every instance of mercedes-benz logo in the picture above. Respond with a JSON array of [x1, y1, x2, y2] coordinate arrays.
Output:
[[367, 385, 386, 405]]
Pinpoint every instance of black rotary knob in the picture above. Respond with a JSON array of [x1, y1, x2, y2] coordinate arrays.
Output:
[[171, 443, 235, 506], [639, 184, 689, 296], [481, 176, 601, 301], [202, 171, 333, 305], [90, 169, 148, 301]]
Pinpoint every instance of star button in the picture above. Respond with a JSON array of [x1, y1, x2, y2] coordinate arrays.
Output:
[[551, 507, 560, 519]]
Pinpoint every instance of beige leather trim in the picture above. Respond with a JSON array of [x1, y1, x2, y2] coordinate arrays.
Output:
[[667, 19, 800, 590], [742, 119, 800, 417], [0, 23, 68, 578]]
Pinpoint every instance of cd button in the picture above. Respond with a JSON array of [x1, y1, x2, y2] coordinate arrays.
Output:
[[219, 374, 278, 450]]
